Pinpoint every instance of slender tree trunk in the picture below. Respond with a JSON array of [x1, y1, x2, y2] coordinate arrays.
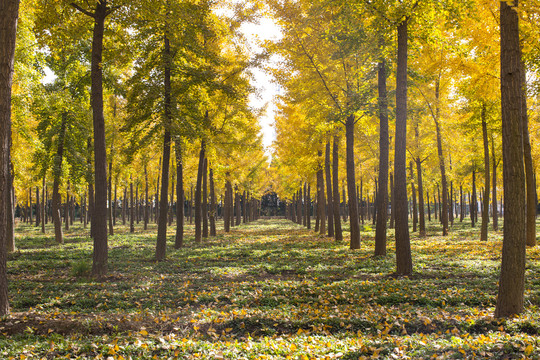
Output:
[[331, 136, 343, 241], [72, 0, 110, 277], [209, 166, 216, 237], [175, 143, 184, 247], [495, 0, 527, 318], [195, 141, 205, 242], [108, 159, 113, 235], [317, 150, 326, 235], [130, 178, 134, 233], [235, 188, 241, 226], [433, 78, 449, 236], [52, 113, 67, 245], [426, 190, 431, 222], [113, 183, 117, 226], [155, 28, 173, 260], [481, 105, 490, 242], [325, 142, 334, 237], [41, 179, 46, 233], [521, 62, 536, 246], [415, 159, 425, 236], [394, 20, 412, 274], [64, 183, 70, 230], [307, 184, 311, 229], [345, 115, 360, 249], [410, 162, 418, 233], [189, 185, 193, 225], [472, 170, 477, 227], [492, 134, 499, 231], [437, 185, 441, 221], [202, 158, 208, 238], [449, 182, 454, 225], [460, 185, 464, 222], [122, 187, 126, 226], [375, 60, 389, 254], [144, 166, 148, 230], [224, 184, 230, 232]]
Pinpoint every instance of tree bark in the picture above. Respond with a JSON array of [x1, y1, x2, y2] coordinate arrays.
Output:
[[492, 134, 499, 231], [345, 115, 360, 249], [52, 113, 67, 245], [195, 141, 205, 242], [375, 59, 389, 255], [202, 158, 209, 238], [209, 166, 216, 237], [307, 184, 311, 229], [433, 78, 449, 236], [495, 0, 527, 318], [144, 166, 149, 230], [332, 136, 343, 241], [175, 142, 184, 247], [481, 105, 490, 242], [130, 178, 134, 233], [156, 27, 173, 260], [317, 150, 326, 235], [410, 162, 418, 233], [416, 159, 426, 236], [325, 142, 334, 237], [0, 0, 19, 315], [108, 158, 113, 235], [521, 62, 536, 247], [472, 170, 477, 227], [394, 20, 412, 274]]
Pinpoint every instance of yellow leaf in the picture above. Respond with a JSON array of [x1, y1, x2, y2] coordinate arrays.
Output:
[[140, 329, 149, 336], [525, 344, 534, 355]]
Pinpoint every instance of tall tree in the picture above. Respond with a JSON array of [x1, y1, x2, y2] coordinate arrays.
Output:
[[0, 0, 20, 316], [495, 0, 526, 318], [71, 0, 116, 277]]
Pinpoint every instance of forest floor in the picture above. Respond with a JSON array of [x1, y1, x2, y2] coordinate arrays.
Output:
[[2, 218, 540, 359]]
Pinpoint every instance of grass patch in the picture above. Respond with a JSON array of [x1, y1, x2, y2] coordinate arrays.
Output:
[[2, 218, 540, 359]]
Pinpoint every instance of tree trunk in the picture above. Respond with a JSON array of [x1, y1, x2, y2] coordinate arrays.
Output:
[[345, 115, 360, 249], [235, 188, 241, 226], [410, 162, 418, 233], [64, 183, 70, 230], [195, 141, 205, 242], [52, 113, 67, 245], [155, 28, 173, 260], [209, 166, 216, 237], [416, 159, 426, 236], [433, 79, 449, 236], [122, 187, 126, 226], [481, 105, 490, 242], [108, 159, 113, 235], [175, 142, 184, 247], [224, 181, 231, 232], [375, 60, 389, 254], [492, 134, 499, 231], [495, 0, 527, 318], [460, 185, 464, 223], [449, 182, 454, 225], [521, 62, 536, 247], [394, 20, 412, 274], [202, 158, 208, 238], [0, 0, 19, 315], [41, 179, 46, 233], [332, 136, 343, 241], [130, 179, 134, 233], [144, 166, 149, 230], [472, 170, 477, 227], [113, 183, 117, 226], [325, 141, 334, 237], [75, 0, 110, 277], [307, 184, 311, 229], [317, 150, 326, 235]]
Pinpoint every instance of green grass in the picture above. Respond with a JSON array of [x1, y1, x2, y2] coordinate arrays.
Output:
[[2, 217, 540, 359]]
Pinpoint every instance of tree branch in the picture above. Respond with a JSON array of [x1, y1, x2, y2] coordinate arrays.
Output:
[[70, 2, 95, 18]]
